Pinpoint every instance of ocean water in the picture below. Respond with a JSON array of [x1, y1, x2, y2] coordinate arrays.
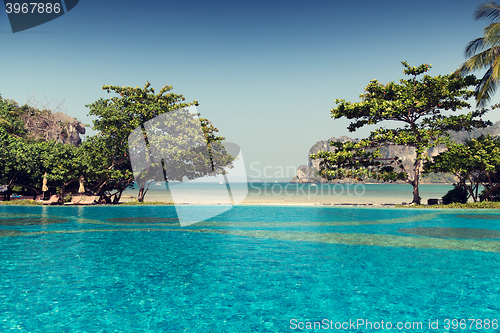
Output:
[[124, 182, 455, 204], [0, 205, 499, 332]]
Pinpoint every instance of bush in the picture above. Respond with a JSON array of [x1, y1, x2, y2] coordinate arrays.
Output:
[[480, 187, 500, 202], [0, 199, 41, 205], [397, 201, 500, 209], [442, 184, 468, 204]]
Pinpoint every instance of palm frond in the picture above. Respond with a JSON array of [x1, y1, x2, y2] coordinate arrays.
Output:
[[482, 22, 500, 47], [465, 37, 486, 57], [460, 45, 500, 73], [476, 56, 500, 106], [476, 67, 496, 106], [474, 1, 500, 21]]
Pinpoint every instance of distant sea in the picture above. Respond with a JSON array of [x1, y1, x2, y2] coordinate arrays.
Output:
[[122, 182, 455, 205]]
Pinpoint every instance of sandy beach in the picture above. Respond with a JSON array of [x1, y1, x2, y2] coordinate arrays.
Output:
[[119, 195, 400, 206], [119, 183, 453, 206]]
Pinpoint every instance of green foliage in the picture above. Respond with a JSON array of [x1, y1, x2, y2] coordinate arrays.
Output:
[[0, 199, 41, 205], [397, 201, 500, 209], [420, 172, 457, 183], [311, 140, 407, 181], [88, 82, 195, 140], [332, 62, 482, 133], [0, 127, 43, 191], [0, 96, 26, 137], [0, 83, 229, 204], [86, 82, 230, 202], [459, 2, 500, 106], [442, 184, 468, 204], [311, 61, 492, 204], [0, 126, 86, 202], [424, 134, 500, 202], [479, 184, 500, 201]]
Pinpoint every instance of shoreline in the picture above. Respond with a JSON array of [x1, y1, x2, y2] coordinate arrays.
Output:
[[2, 199, 500, 209], [0, 183, 478, 208]]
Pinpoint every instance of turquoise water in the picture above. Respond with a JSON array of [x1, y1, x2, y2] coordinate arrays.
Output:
[[1, 205, 500, 332], [127, 183, 455, 204]]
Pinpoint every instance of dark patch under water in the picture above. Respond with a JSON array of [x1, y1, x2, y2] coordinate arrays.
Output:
[[456, 214, 500, 220], [399, 227, 500, 239], [106, 217, 179, 224], [0, 218, 69, 226], [0, 229, 23, 236]]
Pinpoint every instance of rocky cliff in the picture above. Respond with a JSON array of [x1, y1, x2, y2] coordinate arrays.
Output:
[[292, 122, 500, 183], [21, 110, 85, 146]]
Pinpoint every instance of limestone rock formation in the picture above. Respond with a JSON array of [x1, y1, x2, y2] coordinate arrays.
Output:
[[21, 110, 85, 146], [292, 122, 500, 183], [291, 136, 354, 183]]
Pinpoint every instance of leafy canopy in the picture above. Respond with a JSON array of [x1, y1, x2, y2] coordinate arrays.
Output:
[[312, 61, 492, 203], [424, 134, 500, 202], [86, 82, 231, 201]]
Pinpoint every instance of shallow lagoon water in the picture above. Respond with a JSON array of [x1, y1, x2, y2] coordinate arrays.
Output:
[[124, 183, 455, 205], [0, 205, 499, 332]]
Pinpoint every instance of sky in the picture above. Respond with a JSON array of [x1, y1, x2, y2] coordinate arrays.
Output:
[[0, 0, 498, 181]]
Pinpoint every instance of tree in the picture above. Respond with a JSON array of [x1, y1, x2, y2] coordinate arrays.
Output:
[[0, 96, 26, 137], [78, 135, 134, 204], [41, 141, 86, 203], [0, 116, 10, 127], [311, 61, 492, 204], [0, 97, 91, 202], [0, 128, 27, 200], [0, 84, 232, 204], [459, 1, 500, 107], [424, 134, 500, 202], [0, 128, 49, 199], [86, 82, 230, 202]]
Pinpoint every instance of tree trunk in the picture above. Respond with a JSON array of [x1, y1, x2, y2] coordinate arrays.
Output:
[[5, 187, 11, 201], [411, 158, 421, 204], [60, 179, 78, 204], [60, 184, 66, 204], [463, 181, 477, 202], [480, 181, 500, 202], [411, 182, 420, 204], [112, 190, 123, 204], [137, 180, 147, 202]]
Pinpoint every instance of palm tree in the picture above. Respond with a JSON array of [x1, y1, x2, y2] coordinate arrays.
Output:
[[459, 1, 500, 107]]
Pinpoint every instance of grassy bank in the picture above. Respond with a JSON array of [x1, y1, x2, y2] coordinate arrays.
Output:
[[0, 199, 42, 205], [120, 201, 174, 205], [396, 202, 500, 209], [0, 200, 174, 206]]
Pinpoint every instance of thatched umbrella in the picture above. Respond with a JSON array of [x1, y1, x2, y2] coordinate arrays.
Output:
[[78, 175, 85, 194], [42, 173, 48, 192]]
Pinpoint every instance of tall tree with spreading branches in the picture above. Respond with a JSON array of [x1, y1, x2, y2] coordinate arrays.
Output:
[[86, 82, 230, 202], [311, 61, 493, 204]]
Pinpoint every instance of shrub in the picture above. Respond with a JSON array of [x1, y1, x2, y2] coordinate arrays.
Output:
[[442, 184, 468, 204]]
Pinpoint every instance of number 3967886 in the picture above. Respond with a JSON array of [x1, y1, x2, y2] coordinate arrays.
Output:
[[5, 3, 61, 14]]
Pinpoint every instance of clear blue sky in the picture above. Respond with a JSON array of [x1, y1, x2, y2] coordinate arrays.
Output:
[[0, 0, 497, 180]]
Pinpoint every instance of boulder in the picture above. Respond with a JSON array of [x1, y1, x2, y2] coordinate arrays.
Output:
[[21, 111, 85, 146]]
